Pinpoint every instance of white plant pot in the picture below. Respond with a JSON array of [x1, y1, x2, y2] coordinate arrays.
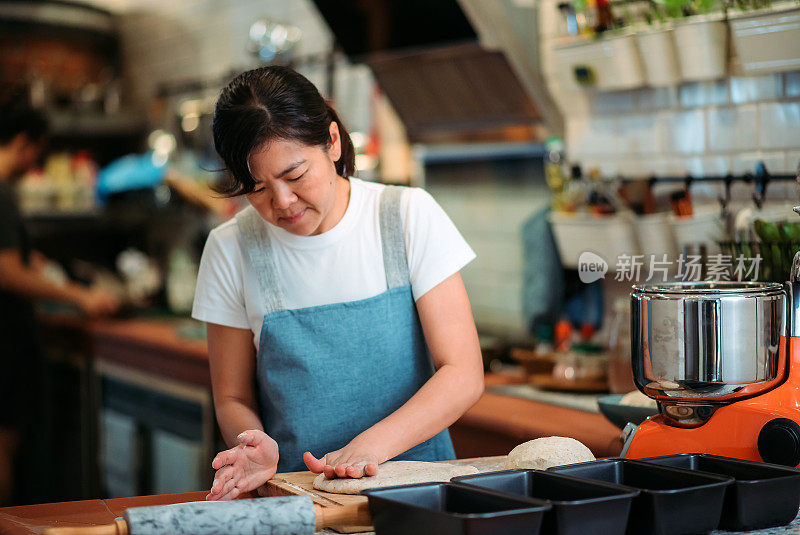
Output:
[[673, 14, 728, 81], [669, 205, 726, 256], [635, 25, 682, 86], [729, 2, 800, 74], [553, 32, 646, 91], [635, 212, 680, 260], [549, 211, 640, 269]]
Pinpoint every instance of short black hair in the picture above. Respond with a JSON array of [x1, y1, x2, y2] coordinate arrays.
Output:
[[212, 66, 356, 197], [0, 99, 48, 145]]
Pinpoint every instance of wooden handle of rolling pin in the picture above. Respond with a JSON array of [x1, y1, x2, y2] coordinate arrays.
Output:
[[315, 501, 372, 530], [44, 518, 128, 535]]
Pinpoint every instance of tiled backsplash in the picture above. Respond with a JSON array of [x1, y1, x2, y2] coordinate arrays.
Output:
[[564, 79, 800, 178], [424, 160, 549, 338]]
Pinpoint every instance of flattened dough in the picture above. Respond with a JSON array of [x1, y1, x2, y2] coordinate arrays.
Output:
[[312, 461, 479, 494], [504, 436, 595, 470]]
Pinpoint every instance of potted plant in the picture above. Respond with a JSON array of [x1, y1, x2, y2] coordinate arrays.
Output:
[[668, 0, 729, 81], [551, 0, 647, 91], [728, 0, 800, 75], [634, 4, 682, 86]]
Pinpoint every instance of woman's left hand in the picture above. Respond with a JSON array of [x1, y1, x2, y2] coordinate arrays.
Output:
[[303, 441, 382, 479]]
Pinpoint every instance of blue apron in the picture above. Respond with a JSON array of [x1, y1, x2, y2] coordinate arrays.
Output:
[[235, 185, 456, 473]]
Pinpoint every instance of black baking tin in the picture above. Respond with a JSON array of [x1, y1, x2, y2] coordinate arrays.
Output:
[[638, 453, 800, 531], [361, 482, 550, 535], [451, 469, 638, 535], [549, 458, 732, 535]]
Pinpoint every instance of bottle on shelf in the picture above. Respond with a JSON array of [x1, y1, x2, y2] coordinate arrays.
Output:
[[595, 0, 615, 33], [544, 136, 570, 212], [557, 2, 580, 36]]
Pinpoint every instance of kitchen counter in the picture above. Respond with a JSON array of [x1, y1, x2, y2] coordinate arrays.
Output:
[[2, 482, 800, 535], [37, 314, 625, 459], [39, 314, 209, 385]]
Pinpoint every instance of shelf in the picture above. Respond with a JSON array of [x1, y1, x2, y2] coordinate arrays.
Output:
[[414, 141, 545, 164], [48, 110, 148, 137]]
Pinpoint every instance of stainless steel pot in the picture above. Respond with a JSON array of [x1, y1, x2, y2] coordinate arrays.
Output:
[[631, 281, 788, 426]]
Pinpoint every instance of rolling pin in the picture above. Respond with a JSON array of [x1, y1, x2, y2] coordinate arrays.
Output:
[[43, 496, 371, 535]]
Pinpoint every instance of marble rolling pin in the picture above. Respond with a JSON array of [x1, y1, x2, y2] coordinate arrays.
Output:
[[43, 496, 371, 535]]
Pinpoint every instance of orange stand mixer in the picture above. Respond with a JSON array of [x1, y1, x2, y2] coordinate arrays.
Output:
[[622, 264, 800, 467]]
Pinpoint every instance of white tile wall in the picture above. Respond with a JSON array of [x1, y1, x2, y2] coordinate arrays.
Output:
[[730, 151, 786, 175], [658, 110, 706, 155], [646, 157, 689, 176], [680, 81, 729, 108], [759, 102, 800, 150], [635, 87, 680, 110], [730, 75, 782, 104], [707, 106, 758, 152], [566, 115, 620, 156], [560, 67, 800, 177], [786, 152, 800, 173], [427, 181, 550, 337], [591, 90, 636, 114], [685, 155, 732, 176], [787, 72, 800, 98]]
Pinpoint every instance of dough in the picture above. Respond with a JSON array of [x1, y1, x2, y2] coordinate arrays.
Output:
[[504, 436, 595, 470], [620, 390, 658, 408], [312, 461, 479, 494]]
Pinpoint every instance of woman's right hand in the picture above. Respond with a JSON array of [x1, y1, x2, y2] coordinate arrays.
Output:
[[206, 430, 279, 501]]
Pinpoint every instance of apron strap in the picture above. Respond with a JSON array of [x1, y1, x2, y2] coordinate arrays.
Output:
[[379, 186, 410, 289], [235, 205, 287, 314]]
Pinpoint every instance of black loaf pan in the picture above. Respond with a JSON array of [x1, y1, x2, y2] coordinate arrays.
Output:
[[549, 458, 732, 535], [361, 481, 550, 535], [451, 469, 639, 535], [638, 453, 800, 531]]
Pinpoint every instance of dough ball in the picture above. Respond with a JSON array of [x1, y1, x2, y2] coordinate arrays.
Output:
[[504, 436, 595, 470], [312, 461, 479, 495], [620, 390, 657, 408]]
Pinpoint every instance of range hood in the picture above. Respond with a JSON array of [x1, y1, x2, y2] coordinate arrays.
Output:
[[311, 0, 562, 142]]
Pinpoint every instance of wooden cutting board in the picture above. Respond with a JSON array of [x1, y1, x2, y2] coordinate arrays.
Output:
[[265, 456, 506, 533]]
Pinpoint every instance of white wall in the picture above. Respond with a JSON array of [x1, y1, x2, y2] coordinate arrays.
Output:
[[116, 0, 329, 101], [424, 161, 550, 338]]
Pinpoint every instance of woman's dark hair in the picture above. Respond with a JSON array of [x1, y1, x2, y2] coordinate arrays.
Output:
[[212, 66, 356, 196]]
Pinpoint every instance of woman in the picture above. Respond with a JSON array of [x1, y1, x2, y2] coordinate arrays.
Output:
[[192, 66, 484, 501]]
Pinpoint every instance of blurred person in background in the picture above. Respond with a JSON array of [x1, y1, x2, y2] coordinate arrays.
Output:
[[0, 99, 119, 505]]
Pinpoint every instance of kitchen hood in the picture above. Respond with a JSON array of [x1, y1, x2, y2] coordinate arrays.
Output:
[[311, 0, 562, 142]]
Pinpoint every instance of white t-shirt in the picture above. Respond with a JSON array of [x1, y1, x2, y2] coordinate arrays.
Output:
[[191, 177, 476, 348]]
